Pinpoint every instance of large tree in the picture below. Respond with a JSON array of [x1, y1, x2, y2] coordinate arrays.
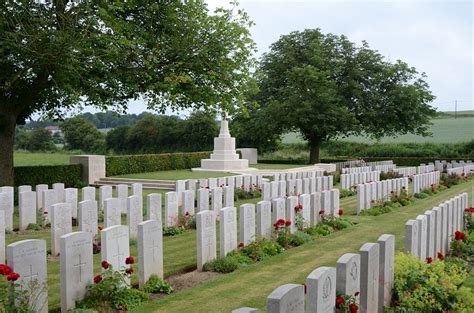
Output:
[[0, 0, 256, 185], [248, 29, 436, 163]]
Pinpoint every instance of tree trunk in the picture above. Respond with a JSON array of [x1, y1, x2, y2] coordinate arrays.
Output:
[[0, 113, 16, 186], [309, 141, 320, 164]]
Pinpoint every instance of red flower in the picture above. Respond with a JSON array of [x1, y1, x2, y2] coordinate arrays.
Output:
[[294, 204, 303, 212], [437, 252, 444, 260], [285, 220, 292, 227], [126, 266, 133, 274], [101, 260, 109, 270], [277, 219, 285, 226], [354, 291, 360, 297], [125, 256, 134, 265], [335, 296, 345, 308], [94, 275, 102, 284], [454, 231, 466, 241], [319, 210, 325, 215], [43, 211, 48, 215], [425, 257, 433, 264], [238, 242, 245, 248], [0, 264, 12, 276], [6, 272, 20, 282], [118, 305, 127, 311], [338, 209, 343, 216], [349, 303, 358, 313]]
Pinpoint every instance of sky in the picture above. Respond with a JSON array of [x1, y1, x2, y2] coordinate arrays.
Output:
[[91, 0, 474, 115]]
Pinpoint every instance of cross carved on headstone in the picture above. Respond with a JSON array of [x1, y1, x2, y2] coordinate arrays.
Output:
[[74, 254, 87, 282], [24, 264, 39, 283], [146, 238, 160, 262], [112, 240, 125, 269]]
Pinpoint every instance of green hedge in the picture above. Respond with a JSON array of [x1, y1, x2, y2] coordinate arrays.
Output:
[[259, 157, 473, 167], [106, 151, 211, 176], [14, 164, 84, 187]]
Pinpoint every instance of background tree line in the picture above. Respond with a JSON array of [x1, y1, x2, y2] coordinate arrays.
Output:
[[15, 111, 218, 154]]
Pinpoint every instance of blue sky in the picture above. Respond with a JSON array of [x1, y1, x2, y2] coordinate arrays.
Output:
[[92, 0, 474, 115]]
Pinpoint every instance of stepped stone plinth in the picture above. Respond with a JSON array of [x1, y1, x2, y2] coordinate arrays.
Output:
[[193, 119, 249, 172]]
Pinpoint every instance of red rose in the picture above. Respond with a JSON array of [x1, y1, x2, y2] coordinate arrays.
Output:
[[43, 211, 48, 215], [425, 257, 433, 264], [238, 242, 245, 248], [277, 219, 285, 226], [6, 272, 20, 282], [354, 291, 360, 297], [319, 210, 325, 215], [126, 266, 133, 274], [349, 303, 358, 313], [94, 275, 102, 284], [294, 204, 303, 212], [0, 264, 12, 276], [125, 256, 134, 265], [335, 297, 345, 308], [454, 231, 466, 241], [285, 220, 292, 226], [101, 260, 109, 269], [338, 209, 343, 216], [437, 252, 444, 260]]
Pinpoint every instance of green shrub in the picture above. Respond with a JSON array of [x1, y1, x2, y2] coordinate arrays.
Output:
[[440, 173, 462, 188], [320, 214, 352, 230], [162, 226, 186, 236], [414, 192, 429, 199], [105, 152, 211, 176], [26, 223, 41, 231], [202, 252, 251, 273], [304, 224, 334, 237], [240, 239, 283, 262], [13, 164, 84, 187], [359, 205, 392, 216], [340, 189, 356, 198], [141, 275, 173, 294], [234, 187, 262, 200], [392, 252, 471, 312], [289, 231, 312, 246]]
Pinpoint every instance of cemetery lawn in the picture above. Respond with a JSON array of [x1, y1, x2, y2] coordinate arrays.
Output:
[[131, 180, 474, 313], [13, 151, 72, 166]]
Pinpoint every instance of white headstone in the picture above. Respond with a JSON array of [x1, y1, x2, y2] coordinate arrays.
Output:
[[182, 190, 195, 216], [117, 184, 129, 214], [196, 210, 216, 271], [336, 253, 360, 298], [306, 267, 336, 313], [81, 186, 96, 202], [405, 220, 418, 256], [53, 183, 65, 202], [147, 193, 162, 223], [0, 187, 14, 230], [286, 196, 298, 234], [256, 201, 272, 240], [138, 220, 163, 287], [197, 188, 210, 213], [224, 186, 234, 208], [65, 188, 78, 219], [131, 183, 143, 214], [266, 283, 305, 313], [78, 200, 98, 239], [220, 206, 238, 257], [165, 191, 179, 227], [378, 234, 395, 311], [127, 195, 142, 239], [19, 191, 37, 231], [272, 198, 286, 225], [310, 192, 322, 226], [359, 242, 379, 313], [104, 198, 121, 228], [36, 184, 48, 209], [60, 231, 93, 312], [240, 204, 256, 245], [299, 194, 311, 223], [50, 203, 72, 256], [0, 211, 4, 262], [101, 225, 130, 271], [99, 185, 112, 210], [7, 239, 48, 313]]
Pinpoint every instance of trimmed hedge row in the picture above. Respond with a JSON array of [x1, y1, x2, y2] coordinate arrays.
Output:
[[106, 151, 211, 176], [260, 157, 474, 167], [14, 164, 84, 187]]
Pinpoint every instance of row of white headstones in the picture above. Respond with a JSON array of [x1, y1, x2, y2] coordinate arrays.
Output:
[[0, 171, 337, 312], [231, 191, 470, 313]]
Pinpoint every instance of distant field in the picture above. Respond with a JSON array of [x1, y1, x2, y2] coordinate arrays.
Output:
[[14, 152, 72, 166], [283, 116, 474, 144]]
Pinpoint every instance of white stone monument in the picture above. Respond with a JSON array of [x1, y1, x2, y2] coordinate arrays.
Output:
[[194, 119, 249, 171]]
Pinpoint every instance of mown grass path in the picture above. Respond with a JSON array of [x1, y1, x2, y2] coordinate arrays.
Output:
[[131, 181, 474, 313]]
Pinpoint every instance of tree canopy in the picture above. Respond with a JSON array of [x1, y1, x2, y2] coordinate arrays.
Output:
[[0, 0, 256, 185], [234, 29, 436, 163]]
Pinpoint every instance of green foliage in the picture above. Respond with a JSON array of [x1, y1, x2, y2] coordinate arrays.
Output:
[[320, 214, 352, 230], [141, 275, 173, 295], [234, 187, 262, 200], [240, 239, 283, 262], [252, 28, 435, 162], [15, 128, 56, 152], [440, 173, 462, 188], [13, 164, 83, 187], [61, 117, 106, 153], [162, 226, 186, 237], [78, 266, 148, 311], [414, 192, 429, 199], [340, 189, 356, 198], [392, 253, 470, 312], [289, 231, 312, 246], [105, 152, 211, 176], [304, 224, 334, 237], [359, 205, 393, 216], [26, 223, 41, 231], [380, 171, 402, 180], [202, 251, 252, 273]]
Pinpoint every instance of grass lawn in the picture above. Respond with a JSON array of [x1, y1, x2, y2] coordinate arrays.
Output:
[[14, 151, 72, 166], [4, 180, 473, 312], [115, 170, 237, 180], [251, 163, 306, 170], [282, 116, 474, 144]]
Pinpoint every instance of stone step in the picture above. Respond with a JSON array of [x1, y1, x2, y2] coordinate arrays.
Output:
[[94, 178, 176, 190]]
